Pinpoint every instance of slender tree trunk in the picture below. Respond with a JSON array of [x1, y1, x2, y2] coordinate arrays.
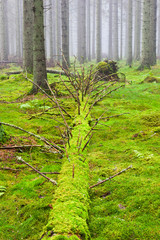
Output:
[[61, 0, 70, 68], [96, 0, 102, 63], [140, 0, 151, 69], [77, 0, 86, 63], [87, 0, 91, 61], [113, 0, 119, 61], [134, 0, 141, 61], [23, 0, 33, 73], [120, 0, 123, 60], [126, 0, 132, 66], [81, 0, 86, 63], [49, 0, 53, 63], [56, 0, 61, 63], [108, 0, 112, 60], [150, 0, 157, 65], [0, 0, 9, 61], [92, 0, 96, 59], [32, 0, 48, 93], [16, 0, 21, 61], [157, 0, 160, 58]]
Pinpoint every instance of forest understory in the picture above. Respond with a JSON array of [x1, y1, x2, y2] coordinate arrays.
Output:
[[0, 62, 160, 240]]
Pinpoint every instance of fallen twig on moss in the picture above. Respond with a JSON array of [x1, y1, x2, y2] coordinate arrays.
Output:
[[0, 122, 63, 153], [16, 156, 57, 185], [92, 112, 130, 121], [89, 165, 132, 189], [0, 167, 21, 171], [0, 145, 42, 150]]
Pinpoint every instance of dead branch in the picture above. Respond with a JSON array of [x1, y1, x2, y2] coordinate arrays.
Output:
[[24, 75, 71, 118], [82, 133, 93, 152], [44, 79, 72, 137], [0, 145, 42, 150], [85, 85, 124, 119], [92, 113, 130, 122], [89, 165, 132, 189], [72, 164, 75, 178], [0, 122, 63, 153], [17, 156, 57, 185], [84, 109, 108, 140], [5, 71, 22, 75], [0, 167, 20, 171], [42, 172, 60, 175]]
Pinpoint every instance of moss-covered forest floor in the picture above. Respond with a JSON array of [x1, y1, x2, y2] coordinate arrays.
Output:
[[0, 63, 160, 239]]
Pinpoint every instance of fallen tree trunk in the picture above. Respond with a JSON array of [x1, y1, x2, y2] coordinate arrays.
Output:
[[41, 100, 91, 240], [5, 69, 67, 76]]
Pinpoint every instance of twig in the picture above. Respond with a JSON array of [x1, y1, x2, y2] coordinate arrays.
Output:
[[0, 122, 63, 153], [92, 113, 129, 122], [82, 133, 93, 152], [89, 165, 132, 189], [84, 109, 108, 140], [17, 156, 57, 185], [24, 74, 71, 118], [42, 172, 60, 175], [78, 136, 83, 153], [0, 145, 42, 150], [85, 85, 124, 119], [0, 167, 20, 171], [44, 79, 72, 137], [72, 164, 75, 178]]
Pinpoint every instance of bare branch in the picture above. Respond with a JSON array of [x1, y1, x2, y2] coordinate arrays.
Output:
[[17, 157, 57, 185], [89, 166, 132, 189], [0, 122, 63, 153]]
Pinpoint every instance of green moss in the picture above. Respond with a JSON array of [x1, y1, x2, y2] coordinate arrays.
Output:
[[0, 74, 8, 80], [141, 112, 160, 127], [140, 76, 160, 84]]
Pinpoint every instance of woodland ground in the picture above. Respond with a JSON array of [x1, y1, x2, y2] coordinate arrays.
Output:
[[0, 62, 160, 240]]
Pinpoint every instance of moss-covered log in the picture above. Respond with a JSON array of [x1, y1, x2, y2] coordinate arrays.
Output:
[[41, 101, 91, 239], [95, 59, 119, 81]]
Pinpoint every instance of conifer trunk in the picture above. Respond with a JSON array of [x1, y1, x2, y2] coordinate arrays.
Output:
[[61, 0, 70, 68], [23, 0, 33, 73], [32, 0, 48, 93]]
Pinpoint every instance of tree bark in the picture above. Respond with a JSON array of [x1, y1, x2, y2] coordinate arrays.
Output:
[[0, 0, 9, 61], [61, 0, 70, 68], [140, 0, 151, 69], [150, 0, 157, 65], [108, 0, 112, 60], [113, 0, 119, 61], [96, 0, 102, 63], [23, 0, 34, 73], [32, 0, 48, 93], [134, 0, 141, 61], [126, 0, 133, 66]]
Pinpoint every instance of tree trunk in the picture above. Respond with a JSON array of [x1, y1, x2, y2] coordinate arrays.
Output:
[[134, 0, 141, 61], [150, 0, 157, 65], [16, 0, 21, 61], [96, 0, 102, 63], [108, 0, 112, 60], [120, 0, 123, 60], [77, 0, 86, 63], [140, 0, 151, 69], [56, 0, 61, 63], [32, 0, 48, 93], [92, 0, 96, 59], [87, 0, 91, 61], [0, 0, 9, 61], [126, 0, 132, 66], [113, 0, 119, 61], [23, 0, 33, 73], [49, 0, 53, 63], [61, 0, 70, 69]]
